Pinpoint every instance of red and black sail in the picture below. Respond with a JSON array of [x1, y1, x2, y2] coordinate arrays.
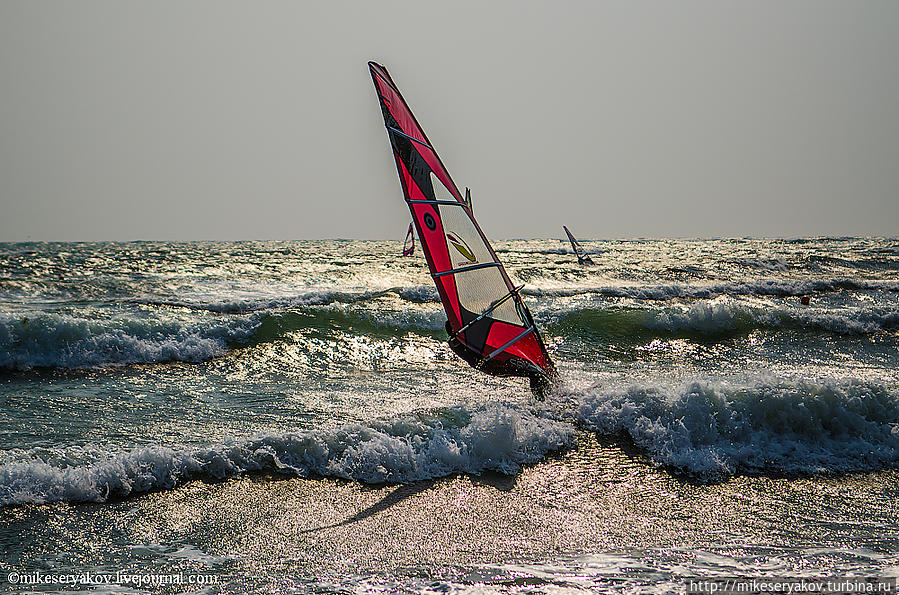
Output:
[[368, 61, 556, 395], [402, 222, 415, 256]]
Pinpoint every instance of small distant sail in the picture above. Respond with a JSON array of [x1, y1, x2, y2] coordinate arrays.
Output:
[[563, 225, 595, 266], [369, 61, 557, 397], [402, 222, 415, 256]]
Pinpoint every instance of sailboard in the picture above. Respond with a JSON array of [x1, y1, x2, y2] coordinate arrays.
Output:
[[563, 225, 595, 265], [402, 222, 415, 256], [368, 61, 557, 397]]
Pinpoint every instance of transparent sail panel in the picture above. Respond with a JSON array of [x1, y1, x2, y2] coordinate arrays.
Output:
[[437, 204, 522, 326], [431, 172, 457, 202]]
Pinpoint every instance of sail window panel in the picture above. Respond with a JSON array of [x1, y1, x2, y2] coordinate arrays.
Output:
[[436, 201, 495, 270], [436, 201, 523, 326], [448, 266, 523, 327], [430, 172, 458, 203]]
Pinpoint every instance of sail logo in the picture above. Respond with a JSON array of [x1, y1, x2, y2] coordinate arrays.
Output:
[[446, 232, 477, 264]]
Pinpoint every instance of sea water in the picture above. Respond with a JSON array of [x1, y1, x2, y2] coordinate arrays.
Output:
[[1, 238, 897, 593]]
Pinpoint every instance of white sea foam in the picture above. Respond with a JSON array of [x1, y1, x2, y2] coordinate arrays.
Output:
[[0, 312, 259, 370], [0, 404, 575, 506], [645, 299, 899, 335], [549, 297, 899, 338], [3, 377, 898, 504], [573, 377, 899, 479], [526, 279, 899, 300], [3, 298, 893, 372], [730, 257, 790, 271], [396, 285, 441, 303], [647, 300, 754, 335]]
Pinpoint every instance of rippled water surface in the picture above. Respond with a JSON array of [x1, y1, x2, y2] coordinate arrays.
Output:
[[1, 238, 897, 593]]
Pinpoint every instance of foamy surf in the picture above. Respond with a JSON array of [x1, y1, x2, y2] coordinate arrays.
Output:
[[133, 288, 390, 313], [0, 311, 260, 370], [0, 306, 448, 371], [552, 299, 899, 339], [525, 278, 899, 300], [4, 375, 898, 506], [0, 404, 574, 506], [573, 377, 899, 479]]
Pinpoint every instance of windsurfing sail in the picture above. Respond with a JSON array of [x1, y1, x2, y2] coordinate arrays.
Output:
[[402, 222, 415, 256], [563, 225, 595, 265], [368, 61, 557, 397]]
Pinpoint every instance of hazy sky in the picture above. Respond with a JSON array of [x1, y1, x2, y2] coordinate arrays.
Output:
[[2, 1, 898, 241]]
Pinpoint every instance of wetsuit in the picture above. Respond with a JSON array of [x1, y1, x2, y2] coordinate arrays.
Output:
[[445, 322, 551, 399]]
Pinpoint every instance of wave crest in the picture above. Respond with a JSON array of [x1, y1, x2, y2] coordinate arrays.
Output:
[[0, 312, 259, 371], [0, 404, 574, 506], [575, 378, 899, 479], [527, 279, 899, 301], [553, 300, 899, 340]]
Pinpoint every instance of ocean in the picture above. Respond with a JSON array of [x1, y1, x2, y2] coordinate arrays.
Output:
[[1, 237, 897, 593]]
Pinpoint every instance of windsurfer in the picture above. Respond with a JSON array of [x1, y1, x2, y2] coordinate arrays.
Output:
[[445, 322, 552, 399], [371, 61, 557, 401]]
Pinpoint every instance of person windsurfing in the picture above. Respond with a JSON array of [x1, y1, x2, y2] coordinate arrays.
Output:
[[369, 61, 557, 399], [444, 321, 553, 398]]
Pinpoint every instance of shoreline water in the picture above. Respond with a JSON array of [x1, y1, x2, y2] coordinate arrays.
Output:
[[1, 238, 897, 592], [2, 434, 896, 593]]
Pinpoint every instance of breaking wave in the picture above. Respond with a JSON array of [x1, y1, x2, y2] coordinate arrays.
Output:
[[0, 312, 260, 371], [395, 285, 440, 303], [525, 279, 899, 301], [0, 306, 451, 371], [134, 289, 389, 313], [573, 377, 899, 480], [0, 404, 574, 506], [551, 300, 899, 340], [5, 295, 896, 371], [728, 258, 789, 271], [4, 376, 898, 505]]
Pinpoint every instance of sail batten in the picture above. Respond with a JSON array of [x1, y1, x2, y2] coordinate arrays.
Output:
[[432, 262, 503, 278], [388, 126, 434, 149], [407, 199, 467, 207], [451, 284, 524, 339], [369, 61, 557, 397]]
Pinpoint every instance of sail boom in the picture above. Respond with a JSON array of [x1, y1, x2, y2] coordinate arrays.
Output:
[[485, 327, 535, 361], [451, 284, 524, 340]]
